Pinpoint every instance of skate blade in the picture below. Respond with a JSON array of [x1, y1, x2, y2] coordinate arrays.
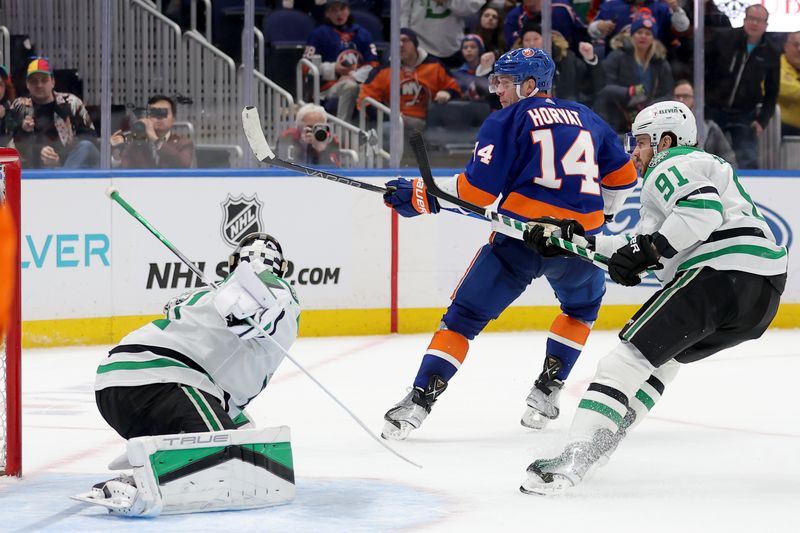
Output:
[[519, 473, 573, 496], [380, 420, 413, 440], [71, 492, 132, 513], [520, 407, 553, 430]]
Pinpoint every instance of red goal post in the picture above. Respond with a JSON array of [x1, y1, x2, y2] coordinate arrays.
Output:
[[1, 148, 21, 477]]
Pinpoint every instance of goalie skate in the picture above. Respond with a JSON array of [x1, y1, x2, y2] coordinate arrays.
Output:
[[520, 429, 614, 495], [520, 378, 563, 430], [71, 475, 156, 516], [381, 375, 447, 440]]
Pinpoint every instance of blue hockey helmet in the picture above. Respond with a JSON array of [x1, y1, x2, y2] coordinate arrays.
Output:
[[489, 47, 555, 93]]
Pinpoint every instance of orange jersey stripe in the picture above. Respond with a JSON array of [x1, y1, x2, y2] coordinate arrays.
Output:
[[457, 172, 497, 207], [427, 329, 469, 364], [500, 192, 606, 231], [549, 314, 592, 346], [601, 159, 637, 188]]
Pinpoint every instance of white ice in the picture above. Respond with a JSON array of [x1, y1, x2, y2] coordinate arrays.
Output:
[[2, 329, 799, 532]]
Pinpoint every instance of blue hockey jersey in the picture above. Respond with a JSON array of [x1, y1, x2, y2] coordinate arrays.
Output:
[[458, 95, 637, 233], [304, 23, 379, 90]]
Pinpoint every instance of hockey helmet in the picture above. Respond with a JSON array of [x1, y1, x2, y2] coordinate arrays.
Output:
[[229, 232, 288, 277], [629, 101, 697, 154], [489, 47, 555, 94]]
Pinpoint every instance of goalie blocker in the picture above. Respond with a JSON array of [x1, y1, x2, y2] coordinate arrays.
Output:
[[73, 427, 295, 516]]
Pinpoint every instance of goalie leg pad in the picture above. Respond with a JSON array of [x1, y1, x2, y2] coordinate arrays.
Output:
[[76, 427, 295, 517]]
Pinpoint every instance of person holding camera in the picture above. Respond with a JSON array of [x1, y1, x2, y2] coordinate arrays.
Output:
[[276, 103, 341, 167], [9, 58, 99, 169], [110, 95, 195, 168]]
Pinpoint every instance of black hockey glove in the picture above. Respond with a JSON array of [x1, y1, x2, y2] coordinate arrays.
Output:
[[608, 234, 663, 286], [523, 217, 585, 257]]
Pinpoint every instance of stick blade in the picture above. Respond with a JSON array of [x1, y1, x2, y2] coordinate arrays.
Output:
[[242, 106, 276, 162]]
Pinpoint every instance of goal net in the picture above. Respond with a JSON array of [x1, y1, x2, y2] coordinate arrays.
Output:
[[1, 148, 21, 477]]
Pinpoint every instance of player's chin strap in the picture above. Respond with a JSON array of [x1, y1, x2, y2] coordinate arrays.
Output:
[[105, 187, 422, 470], [517, 84, 538, 99]]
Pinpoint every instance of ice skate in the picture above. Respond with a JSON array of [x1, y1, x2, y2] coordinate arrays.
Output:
[[520, 377, 563, 430], [72, 474, 149, 516], [381, 375, 447, 440], [520, 429, 615, 495], [521, 356, 563, 430]]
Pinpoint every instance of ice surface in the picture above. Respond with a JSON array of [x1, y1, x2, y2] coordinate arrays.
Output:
[[2, 330, 799, 532]]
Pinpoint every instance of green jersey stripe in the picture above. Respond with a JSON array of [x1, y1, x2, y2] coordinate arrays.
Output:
[[676, 198, 724, 215], [578, 399, 623, 426], [677, 245, 787, 271], [97, 357, 190, 374]]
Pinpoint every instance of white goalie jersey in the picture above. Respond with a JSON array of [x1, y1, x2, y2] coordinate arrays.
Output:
[[594, 147, 788, 283], [95, 261, 300, 418]]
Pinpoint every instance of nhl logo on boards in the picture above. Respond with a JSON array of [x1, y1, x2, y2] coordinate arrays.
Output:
[[220, 194, 264, 247]]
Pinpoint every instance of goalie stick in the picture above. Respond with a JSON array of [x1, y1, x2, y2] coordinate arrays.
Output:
[[107, 187, 422, 469], [242, 106, 392, 194], [408, 132, 612, 270]]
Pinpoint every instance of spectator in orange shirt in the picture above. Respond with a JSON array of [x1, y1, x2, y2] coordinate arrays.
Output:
[[357, 28, 462, 134]]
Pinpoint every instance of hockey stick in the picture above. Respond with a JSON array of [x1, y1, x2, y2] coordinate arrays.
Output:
[[107, 187, 422, 469], [242, 106, 392, 194], [408, 132, 612, 270]]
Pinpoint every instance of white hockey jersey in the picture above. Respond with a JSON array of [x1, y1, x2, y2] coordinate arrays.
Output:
[[594, 147, 788, 283], [95, 267, 300, 418]]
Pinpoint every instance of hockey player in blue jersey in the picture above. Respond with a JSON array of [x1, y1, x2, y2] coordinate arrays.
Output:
[[381, 47, 638, 440]]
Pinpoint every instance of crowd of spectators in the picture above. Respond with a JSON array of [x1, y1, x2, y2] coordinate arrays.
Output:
[[289, 0, 796, 170], [2, 1, 800, 171]]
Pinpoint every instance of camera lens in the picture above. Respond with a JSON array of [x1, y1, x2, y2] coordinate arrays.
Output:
[[131, 120, 147, 139], [312, 123, 330, 143]]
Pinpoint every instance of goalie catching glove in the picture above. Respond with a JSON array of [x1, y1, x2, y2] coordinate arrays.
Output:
[[608, 234, 663, 286], [523, 217, 585, 257], [214, 259, 291, 340], [383, 177, 440, 218]]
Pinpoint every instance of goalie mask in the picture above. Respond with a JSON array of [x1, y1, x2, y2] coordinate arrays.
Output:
[[229, 232, 288, 277]]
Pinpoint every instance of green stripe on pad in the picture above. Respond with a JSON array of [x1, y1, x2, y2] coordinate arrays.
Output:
[[635, 389, 655, 410], [578, 399, 623, 426], [97, 357, 190, 374]]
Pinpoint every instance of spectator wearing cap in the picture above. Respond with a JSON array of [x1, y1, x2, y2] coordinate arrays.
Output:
[[357, 28, 461, 133], [401, 0, 484, 68], [594, 13, 674, 133], [513, 22, 603, 105], [779, 31, 800, 137], [504, 0, 588, 53], [705, 4, 779, 169], [588, 0, 689, 57], [303, 0, 380, 122], [0, 66, 17, 146], [451, 34, 495, 103], [10, 58, 99, 169]]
